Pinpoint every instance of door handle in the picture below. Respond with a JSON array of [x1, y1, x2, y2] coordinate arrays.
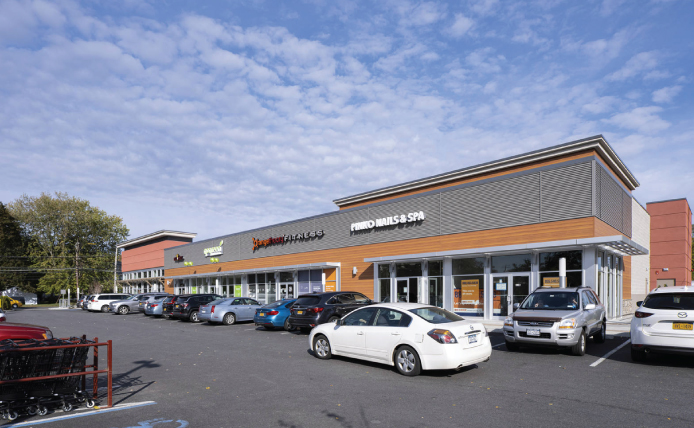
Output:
[[391, 332, 401, 336], [357, 331, 364, 335]]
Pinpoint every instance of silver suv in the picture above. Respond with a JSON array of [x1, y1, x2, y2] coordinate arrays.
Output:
[[110, 293, 168, 315], [503, 286, 606, 356]]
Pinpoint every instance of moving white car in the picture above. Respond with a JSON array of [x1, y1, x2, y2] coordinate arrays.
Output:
[[309, 302, 491, 376], [631, 286, 694, 361]]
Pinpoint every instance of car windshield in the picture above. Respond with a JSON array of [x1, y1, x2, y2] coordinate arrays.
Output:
[[409, 307, 464, 324], [128, 296, 139, 301], [263, 301, 285, 309], [520, 292, 580, 310], [209, 299, 229, 305], [643, 293, 694, 310]]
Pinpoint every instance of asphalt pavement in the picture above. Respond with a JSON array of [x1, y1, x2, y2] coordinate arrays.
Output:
[[2, 308, 693, 428]]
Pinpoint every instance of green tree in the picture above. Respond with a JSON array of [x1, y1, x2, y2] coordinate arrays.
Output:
[[0, 202, 31, 292], [8, 192, 129, 295]]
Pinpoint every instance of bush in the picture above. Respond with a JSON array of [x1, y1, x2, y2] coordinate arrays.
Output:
[[0, 296, 12, 310]]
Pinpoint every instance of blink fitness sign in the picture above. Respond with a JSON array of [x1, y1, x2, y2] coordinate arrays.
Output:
[[253, 230, 324, 252], [350, 211, 426, 232]]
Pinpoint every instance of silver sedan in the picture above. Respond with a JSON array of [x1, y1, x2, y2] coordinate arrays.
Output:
[[199, 297, 262, 325]]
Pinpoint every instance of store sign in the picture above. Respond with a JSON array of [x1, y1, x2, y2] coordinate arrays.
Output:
[[204, 240, 224, 257], [173, 254, 184, 263], [234, 285, 242, 297], [454, 279, 479, 309], [350, 211, 425, 232], [543, 277, 560, 288], [252, 230, 324, 252]]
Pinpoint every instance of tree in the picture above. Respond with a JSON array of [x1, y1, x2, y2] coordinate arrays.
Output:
[[0, 202, 31, 292], [8, 192, 129, 295]]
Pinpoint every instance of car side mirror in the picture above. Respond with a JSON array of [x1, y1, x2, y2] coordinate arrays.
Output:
[[636, 301, 643, 307], [584, 304, 596, 310], [513, 303, 520, 311], [338, 319, 345, 326]]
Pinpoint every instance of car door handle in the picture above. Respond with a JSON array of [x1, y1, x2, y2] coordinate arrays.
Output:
[[356, 331, 364, 335], [391, 332, 401, 336]]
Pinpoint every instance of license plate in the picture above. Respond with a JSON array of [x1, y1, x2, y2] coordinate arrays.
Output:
[[297, 310, 304, 315], [259, 313, 265, 317], [673, 323, 693, 330], [468, 334, 478, 344], [526, 329, 541, 337]]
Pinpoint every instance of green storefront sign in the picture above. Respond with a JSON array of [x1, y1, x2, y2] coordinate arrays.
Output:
[[234, 285, 242, 297]]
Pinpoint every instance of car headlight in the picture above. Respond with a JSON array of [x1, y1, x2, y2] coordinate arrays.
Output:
[[504, 317, 514, 327], [43, 330, 53, 339], [559, 318, 577, 329]]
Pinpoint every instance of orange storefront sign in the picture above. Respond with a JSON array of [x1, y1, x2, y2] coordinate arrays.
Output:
[[543, 277, 560, 288], [454, 279, 481, 310]]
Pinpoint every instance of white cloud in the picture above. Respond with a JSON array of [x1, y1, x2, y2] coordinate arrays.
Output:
[[607, 51, 659, 81], [652, 85, 682, 103], [445, 13, 474, 38], [604, 106, 671, 134], [599, 0, 628, 16], [398, 1, 447, 27], [469, 0, 499, 16]]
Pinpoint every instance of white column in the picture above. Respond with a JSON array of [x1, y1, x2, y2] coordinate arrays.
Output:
[[443, 258, 452, 312], [583, 248, 596, 290], [421, 260, 429, 305], [373, 263, 380, 301]]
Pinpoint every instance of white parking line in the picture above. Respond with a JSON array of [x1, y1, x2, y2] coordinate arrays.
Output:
[[590, 339, 631, 367], [492, 342, 506, 348]]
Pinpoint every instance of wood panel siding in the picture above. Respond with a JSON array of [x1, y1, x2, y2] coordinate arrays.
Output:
[[593, 217, 629, 239], [623, 256, 631, 300], [166, 217, 604, 298]]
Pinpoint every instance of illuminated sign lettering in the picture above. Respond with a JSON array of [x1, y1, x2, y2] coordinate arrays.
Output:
[[204, 240, 224, 257], [253, 230, 324, 251], [351, 211, 425, 232]]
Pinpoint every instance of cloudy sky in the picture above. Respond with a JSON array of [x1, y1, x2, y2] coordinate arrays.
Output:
[[1, 0, 692, 241]]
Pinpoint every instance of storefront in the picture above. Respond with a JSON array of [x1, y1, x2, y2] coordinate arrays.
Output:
[[164, 136, 649, 319]]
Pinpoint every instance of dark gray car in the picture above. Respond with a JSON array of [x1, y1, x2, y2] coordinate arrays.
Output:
[[503, 286, 606, 356]]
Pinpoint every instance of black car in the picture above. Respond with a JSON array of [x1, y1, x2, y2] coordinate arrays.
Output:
[[171, 294, 223, 322], [163, 295, 185, 318], [288, 292, 373, 332]]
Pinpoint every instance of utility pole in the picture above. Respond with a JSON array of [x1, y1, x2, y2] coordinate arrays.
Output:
[[75, 241, 80, 303], [113, 247, 119, 293]]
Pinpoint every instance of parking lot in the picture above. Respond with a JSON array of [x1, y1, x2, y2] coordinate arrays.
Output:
[[3, 308, 694, 428]]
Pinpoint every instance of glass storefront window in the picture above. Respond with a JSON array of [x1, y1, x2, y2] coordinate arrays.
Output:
[[453, 274, 484, 316], [379, 279, 391, 303], [396, 262, 422, 277], [539, 271, 582, 288], [280, 272, 293, 283], [378, 264, 390, 279], [492, 254, 531, 273], [248, 283, 257, 299], [428, 261, 442, 276], [452, 257, 485, 275], [539, 251, 582, 271]]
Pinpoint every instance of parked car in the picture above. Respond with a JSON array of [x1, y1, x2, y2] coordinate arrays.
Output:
[[0, 322, 53, 341], [631, 286, 694, 361], [145, 296, 172, 317], [87, 293, 132, 313], [309, 303, 491, 376], [3, 296, 23, 309], [503, 286, 606, 356], [289, 292, 373, 332], [77, 295, 88, 308], [139, 293, 170, 314], [0, 309, 6, 322], [109, 294, 161, 315], [171, 294, 223, 322], [254, 299, 297, 330], [199, 297, 261, 325], [81, 295, 93, 311], [162, 295, 184, 318]]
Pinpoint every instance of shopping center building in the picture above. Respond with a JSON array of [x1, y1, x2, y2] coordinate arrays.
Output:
[[160, 135, 652, 320]]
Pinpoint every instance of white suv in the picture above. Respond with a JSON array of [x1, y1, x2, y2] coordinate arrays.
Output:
[[87, 293, 132, 313], [631, 286, 694, 361]]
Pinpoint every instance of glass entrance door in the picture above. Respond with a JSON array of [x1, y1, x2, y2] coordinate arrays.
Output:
[[493, 275, 530, 316], [279, 283, 294, 300], [429, 278, 443, 308], [396, 278, 419, 303], [511, 275, 530, 307]]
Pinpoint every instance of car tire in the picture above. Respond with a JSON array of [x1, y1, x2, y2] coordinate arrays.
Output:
[[223, 313, 236, 325], [284, 318, 296, 332], [631, 347, 647, 363], [328, 316, 340, 323], [101, 305, 109, 313], [505, 340, 519, 352], [394, 345, 421, 376], [11, 304, 18, 309], [571, 330, 586, 356], [313, 335, 332, 360], [189, 311, 200, 323], [593, 321, 607, 343], [117, 306, 129, 315]]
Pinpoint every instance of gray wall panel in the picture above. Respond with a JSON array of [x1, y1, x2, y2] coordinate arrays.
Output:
[[541, 163, 593, 222], [313, 207, 373, 250], [367, 194, 440, 244]]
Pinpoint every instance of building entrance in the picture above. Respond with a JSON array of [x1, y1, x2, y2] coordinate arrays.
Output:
[[396, 277, 421, 303], [492, 274, 530, 317]]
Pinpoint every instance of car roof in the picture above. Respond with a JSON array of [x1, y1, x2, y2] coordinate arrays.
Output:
[[649, 286, 694, 294], [359, 302, 431, 310], [296, 291, 364, 298], [533, 287, 586, 293]]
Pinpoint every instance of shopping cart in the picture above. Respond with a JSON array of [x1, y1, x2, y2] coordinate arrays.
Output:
[[0, 337, 107, 421]]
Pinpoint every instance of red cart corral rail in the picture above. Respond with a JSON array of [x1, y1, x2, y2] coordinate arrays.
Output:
[[0, 337, 113, 409]]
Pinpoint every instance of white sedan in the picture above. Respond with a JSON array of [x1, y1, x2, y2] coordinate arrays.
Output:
[[631, 286, 694, 361], [308, 302, 491, 376]]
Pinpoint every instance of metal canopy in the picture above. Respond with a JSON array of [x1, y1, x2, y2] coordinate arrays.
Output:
[[167, 262, 341, 279]]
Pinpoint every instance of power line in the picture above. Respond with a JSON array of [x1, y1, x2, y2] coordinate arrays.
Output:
[[0, 268, 120, 273]]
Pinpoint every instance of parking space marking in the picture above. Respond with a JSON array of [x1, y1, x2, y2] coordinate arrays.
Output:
[[590, 339, 631, 367], [4, 401, 157, 427], [491, 342, 506, 348]]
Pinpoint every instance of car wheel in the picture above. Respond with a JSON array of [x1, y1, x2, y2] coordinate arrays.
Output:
[[101, 305, 109, 313], [328, 316, 340, 323], [594, 321, 607, 343], [11, 304, 18, 309], [313, 335, 332, 360], [189, 311, 200, 323], [505, 340, 519, 351], [118, 306, 129, 315], [284, 318, 296, 332], [631, 347, 647, 363], [395, 346, 421, 376], [223, 313, 236, 325], [571, 330, 586, 356]]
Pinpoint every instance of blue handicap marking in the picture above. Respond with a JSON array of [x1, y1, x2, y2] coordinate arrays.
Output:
[[122, 418, 189, 428]]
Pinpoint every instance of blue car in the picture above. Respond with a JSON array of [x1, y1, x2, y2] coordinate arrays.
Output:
[[254, 299, 296, 331]]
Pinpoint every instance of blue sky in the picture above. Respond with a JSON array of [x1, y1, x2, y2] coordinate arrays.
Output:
[[0, 0, 692, 240]]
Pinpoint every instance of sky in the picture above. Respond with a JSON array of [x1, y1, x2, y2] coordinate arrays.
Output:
[[0, 0, 692, 241]]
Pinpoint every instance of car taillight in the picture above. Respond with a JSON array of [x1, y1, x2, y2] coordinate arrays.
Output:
[[183, 303, 189, 308], [635, 311, 653, 318], [290, 308, 295, 314], [268, 311, 279, 315], [151, 304, 158, 308], [211, 306, 215, 313], [427, 329, 458, 344], [309, 307, 324, 314], [91, 299, 96, 302]]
